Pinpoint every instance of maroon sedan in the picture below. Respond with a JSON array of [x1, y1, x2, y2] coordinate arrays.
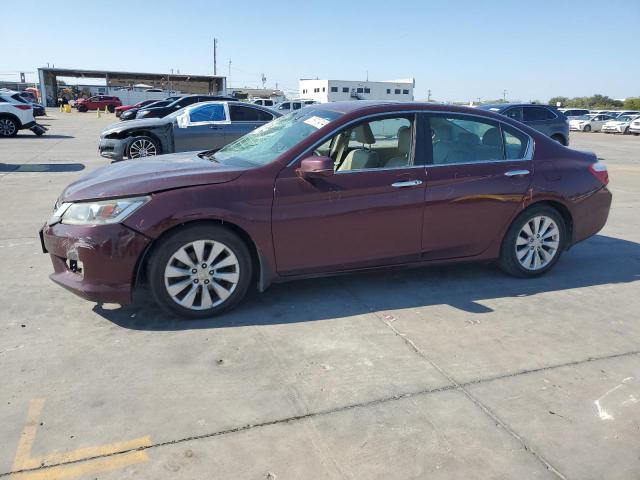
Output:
[[41, 102, 612, 318]]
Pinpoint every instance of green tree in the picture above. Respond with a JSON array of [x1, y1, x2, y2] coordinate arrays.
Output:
[[623, 98, 640, 109], [548, 96, 569, 107]]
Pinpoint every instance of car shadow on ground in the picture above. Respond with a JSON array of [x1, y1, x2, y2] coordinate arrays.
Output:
[[94, 234, 640, 331], [0, 163, 85, 173], [10, 134, 74, 139]]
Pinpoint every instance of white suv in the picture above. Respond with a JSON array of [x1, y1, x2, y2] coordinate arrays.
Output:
[[0, 90, 36, 137]]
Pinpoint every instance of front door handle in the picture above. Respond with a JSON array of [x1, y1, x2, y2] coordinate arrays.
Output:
[[210, 125, 221, 130], [504, 169, 530, 177], [391, 179, 423, 188]]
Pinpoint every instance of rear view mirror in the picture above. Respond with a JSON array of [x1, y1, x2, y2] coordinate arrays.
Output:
[[297, 156, 334, 179]]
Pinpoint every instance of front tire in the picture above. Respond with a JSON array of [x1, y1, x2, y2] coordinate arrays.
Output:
[[498, 205, 565, 278], [148, 225, 252, 318], [77, 105, 87, 112], [107, 104, 116, 113], [550, 134, 566, 145], [624, 126, 630, 135], [583, 124, 591, 132], [0, 117, 19, 137], [126, 136, 160, 159]]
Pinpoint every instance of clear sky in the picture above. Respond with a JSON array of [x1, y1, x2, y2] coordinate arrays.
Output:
[[2, 0, 638, 102]]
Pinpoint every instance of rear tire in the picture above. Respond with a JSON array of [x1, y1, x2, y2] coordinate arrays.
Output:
[[498, 205, 566, 278], [0, 116, 19, 137], [148, 225, 252, 318], [550, 134, 566, 145]]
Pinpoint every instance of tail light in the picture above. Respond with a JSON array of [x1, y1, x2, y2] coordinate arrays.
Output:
[[15, 104, 32, 110], [589, 161, 609, 186]]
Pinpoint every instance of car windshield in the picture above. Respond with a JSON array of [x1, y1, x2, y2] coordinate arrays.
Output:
[[575, 115, 593, 120], [211, 108, 344, 167], [616, 116, 631, 122]]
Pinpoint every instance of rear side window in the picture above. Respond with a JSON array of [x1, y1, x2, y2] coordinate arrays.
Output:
[[429, 115, 503, 165], [503, 125, 529, 159], [189, 104, 226, 123], [229, 105, 270, 121], [523, 107, 556, 121]]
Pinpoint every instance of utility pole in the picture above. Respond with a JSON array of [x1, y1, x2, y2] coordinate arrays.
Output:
[[503, 89, 507, 102], [227, 59, 232, 87], [427, 89, 432, 102], [261, 73, 266, 89], [213, 38, 218, 75]]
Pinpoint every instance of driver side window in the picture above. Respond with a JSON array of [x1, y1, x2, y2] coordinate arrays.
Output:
[[189, 104, 227, 123], [316, 116, 415, 172]]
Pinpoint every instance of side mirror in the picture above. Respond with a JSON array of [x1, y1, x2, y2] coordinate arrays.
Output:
[[297, 156, 334, 179]]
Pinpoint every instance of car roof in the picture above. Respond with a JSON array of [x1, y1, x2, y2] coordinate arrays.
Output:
[[478, 103, 558, 111], [308, 100, 520, 117]]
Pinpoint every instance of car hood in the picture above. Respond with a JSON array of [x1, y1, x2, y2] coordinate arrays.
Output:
[[60, 151, 247, 202], [101, 118, 172, 136]]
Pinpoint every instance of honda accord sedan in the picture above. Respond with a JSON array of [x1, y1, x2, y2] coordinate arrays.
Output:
[[40, 101, 612, 318]]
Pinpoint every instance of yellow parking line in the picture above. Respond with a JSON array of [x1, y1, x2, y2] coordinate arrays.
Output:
[[11, 450, 148, 480], [10, 399, 152, 479], [33, 436, 151, 466], [12, 398, 45, 471]]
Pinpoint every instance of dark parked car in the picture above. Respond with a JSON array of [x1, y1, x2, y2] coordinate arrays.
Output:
[[115, 99, 158, 118], [41, 101, 611, 318], [99, 101, 280, 161], [119, 98, 179, 121], [136, 95, 236, 119], [478, 104, 570, 145]]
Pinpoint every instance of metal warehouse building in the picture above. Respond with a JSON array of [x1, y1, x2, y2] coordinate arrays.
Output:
[[37, 68, 227, 106]]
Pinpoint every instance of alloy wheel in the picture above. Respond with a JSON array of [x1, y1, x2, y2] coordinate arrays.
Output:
[[515, 215, 560, 271], [0, 118, 17, 136], [128, 138, 157, 158], [164, 240, 240, 310]]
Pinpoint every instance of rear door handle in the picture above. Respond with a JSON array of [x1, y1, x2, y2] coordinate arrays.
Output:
[[504, 169, 530, 177], [391, 180, 423, 188]]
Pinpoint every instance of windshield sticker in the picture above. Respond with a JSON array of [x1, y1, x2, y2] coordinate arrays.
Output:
[[304, 116, 330, 129]]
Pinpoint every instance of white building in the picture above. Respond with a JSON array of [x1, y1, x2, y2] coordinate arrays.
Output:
[[299, 78, 415, 103]]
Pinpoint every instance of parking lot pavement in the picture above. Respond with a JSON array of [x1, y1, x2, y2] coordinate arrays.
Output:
[[0, 113, 638, 479]]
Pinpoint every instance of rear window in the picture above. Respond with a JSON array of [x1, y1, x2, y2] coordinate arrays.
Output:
[[230, 105, 273, 122], [523, 107, 556, 121]]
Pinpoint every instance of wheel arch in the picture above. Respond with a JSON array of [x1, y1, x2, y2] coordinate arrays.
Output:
[[550, 133, 567, 145], [515, 200, 574, 248], [132, 218, 267, 295], [125, 130, 165, 154]]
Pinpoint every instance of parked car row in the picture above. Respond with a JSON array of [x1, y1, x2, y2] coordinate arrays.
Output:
[[569, 113, 640, 134]]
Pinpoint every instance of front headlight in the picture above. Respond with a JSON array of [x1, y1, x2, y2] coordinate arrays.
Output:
[[49, 196, 150, 225]]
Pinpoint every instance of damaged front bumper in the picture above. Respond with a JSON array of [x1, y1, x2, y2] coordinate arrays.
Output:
[[98, 137, 127, 161], [40, 222, 151, 304]]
